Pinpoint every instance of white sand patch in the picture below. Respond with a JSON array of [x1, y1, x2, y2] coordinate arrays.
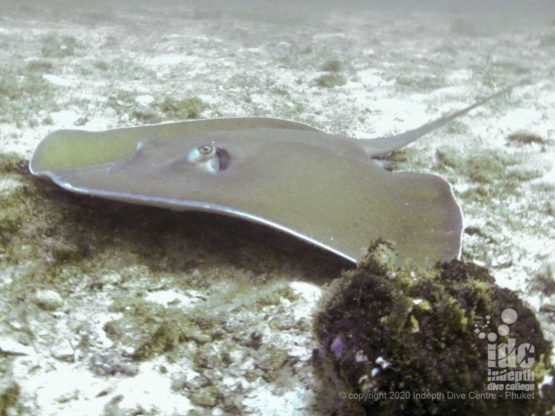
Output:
[[48, 110, 80, 128], [145, 289, 204, 308], [14, 358, 110, 416], [243, 387, 310, 416], [289, 281, 322, 321], [535, 164, 555, 186], [497, 108, 544, 131], [355, 69, 387, 88], [135, 94, 155, 106], [13, 358, 191, 416], [446, 69, 473, 83], [115, 362, 193, 414], [151, 54, 188, 66], [0, 337, 35, 356], [369, 97, 429, 134], [42, 74, 75, 88], [77, 118, 114, 132]]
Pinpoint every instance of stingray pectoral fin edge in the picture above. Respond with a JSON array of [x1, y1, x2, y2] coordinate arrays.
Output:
[[395, 171, 463, 264], [39, 171, 361, 264], [35, 166, 463, 266]]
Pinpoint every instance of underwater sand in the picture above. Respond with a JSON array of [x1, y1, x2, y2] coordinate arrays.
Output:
[[0, 1, 554, 414]]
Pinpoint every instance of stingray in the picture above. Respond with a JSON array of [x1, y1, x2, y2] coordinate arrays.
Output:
[[30, 86, 513, 266]]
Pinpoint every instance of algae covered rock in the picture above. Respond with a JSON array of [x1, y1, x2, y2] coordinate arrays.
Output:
[[313, 241, 554, 415]]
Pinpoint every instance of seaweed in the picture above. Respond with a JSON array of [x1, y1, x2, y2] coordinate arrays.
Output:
[[40, 34, 83, 58], [157, 96, 207, 120], [320, 59, 343, 72], [313, 241, 553, 415], [314, 73, 347, 88]]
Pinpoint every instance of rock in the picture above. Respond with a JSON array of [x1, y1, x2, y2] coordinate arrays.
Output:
[[33, 289, 64, 311], [89, 352, 138, 376], [50, 339, 74, 362], [507, 132, 545, 145], [313, 242, 553, 415], [172, 373, 211, 392], [256, 347, 289, 382], [0, 337, 34, 355]]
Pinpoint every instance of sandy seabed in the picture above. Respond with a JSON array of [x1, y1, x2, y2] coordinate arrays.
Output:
[[0, 1, 554, 415]]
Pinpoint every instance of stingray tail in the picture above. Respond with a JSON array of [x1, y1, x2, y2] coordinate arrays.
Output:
[[364, 81, 526, 158]]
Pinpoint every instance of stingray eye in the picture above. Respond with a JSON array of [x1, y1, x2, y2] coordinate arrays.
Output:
[[198, 144, 215, 157], [187, 143, 215, 163], [186, 143, 231, 174]]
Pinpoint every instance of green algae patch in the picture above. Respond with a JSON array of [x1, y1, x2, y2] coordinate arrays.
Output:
[[435, 145, 463, 169], [507, 132, 545, 145], [105, 297, 217, 361], [466, 151, 520, 184], [436, 147, 520, 184], [25, 60, 55, 73], [252, 284, 298, 310], [106, 91, 207, 124], [395, 74, 445, 91], [548, 201, 555, 217], [41, 34, 83, 58], [446, 120, 469, 135], [313, 241, 553, 415], [0, 155, 29, 257], [0, 153, 27, 174], [320, 59, 343, 72], [314, 72, 347, 88], [0, 379, 21, 416], [158, 96, 207, 120], [435, 146, 545, 204], [0, 158, 100, 279], [257, 347, 289, 382], [0, 67, 56, 125], [189, 385, 219, 408]]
